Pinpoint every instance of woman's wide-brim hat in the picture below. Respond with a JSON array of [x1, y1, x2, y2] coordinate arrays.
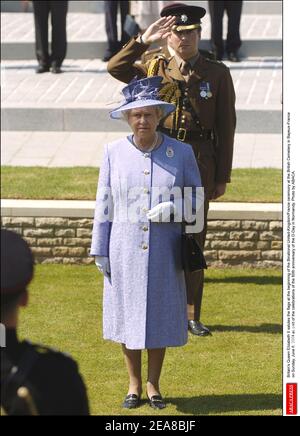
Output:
[[110, 76, 175, 120]]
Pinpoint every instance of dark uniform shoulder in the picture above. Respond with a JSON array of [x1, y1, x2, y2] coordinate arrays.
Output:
[[199, 49, 216, 61], [205, 57, 229, 70], [24, 340, 71, 358], [24, 340, 78, 368], [20, 340, 89, 415]]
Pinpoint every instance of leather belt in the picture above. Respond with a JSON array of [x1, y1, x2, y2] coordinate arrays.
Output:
[[159, 127, 213, 142]]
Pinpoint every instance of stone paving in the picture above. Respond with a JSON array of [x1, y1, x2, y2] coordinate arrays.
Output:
[[1, 12, 282, 42], [1, 130, 282, 169], [1, 58, 282, 110], [1, 6, 283, 169]]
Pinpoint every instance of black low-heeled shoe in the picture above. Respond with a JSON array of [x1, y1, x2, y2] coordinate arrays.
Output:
[[147, 394, 166, 410], [122, 394, 140, 409]]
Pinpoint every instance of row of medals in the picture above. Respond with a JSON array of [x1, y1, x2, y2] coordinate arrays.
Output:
[[200, 82, 212, 99], [165, 82, 212, 157]]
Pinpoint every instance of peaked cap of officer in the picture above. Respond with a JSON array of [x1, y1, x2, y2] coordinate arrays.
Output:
[[160, 2, 206, 31]]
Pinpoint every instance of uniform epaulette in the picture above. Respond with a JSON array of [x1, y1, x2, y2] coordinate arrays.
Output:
[[199, 49, 216, 61], [145, 46, 163, 55], [25, 340, 72, 359], [206, 58, 228, 68], [142, 47, 170, 64], [156, 54, 169, 61], [29, 341, 57, 354]]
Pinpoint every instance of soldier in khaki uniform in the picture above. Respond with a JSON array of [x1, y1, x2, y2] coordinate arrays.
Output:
[[107, 3, 236, 337]]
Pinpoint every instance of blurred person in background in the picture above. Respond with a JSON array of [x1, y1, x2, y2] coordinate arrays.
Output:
[[21, 0, 69, 73], [208, 0, 243, 61], [130, 1, 171, 33], [1, 229, 89, 415], [102, 0, 130, 62]]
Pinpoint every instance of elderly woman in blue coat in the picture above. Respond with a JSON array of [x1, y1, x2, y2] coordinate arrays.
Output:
[[90, 76, 203, 410]]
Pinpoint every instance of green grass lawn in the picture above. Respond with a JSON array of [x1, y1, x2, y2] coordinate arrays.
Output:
[[18, 266, 282, 416], [1, 167, 282, 203]]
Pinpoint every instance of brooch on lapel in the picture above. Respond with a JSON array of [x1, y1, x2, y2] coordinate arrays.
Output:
[[199, 81, 212, 99], [166, 146, 174, 158]]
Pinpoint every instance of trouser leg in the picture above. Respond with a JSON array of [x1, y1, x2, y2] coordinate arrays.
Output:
[[119, 0, 130, 46], [32, 0, 50, 67], [209, 0, 225, 58], [225, 0, 243, 54], [104, 0, 119, 55], [185, 197, 209, 321], [50, 0, 68, 67], [185, 141, 216, 322]]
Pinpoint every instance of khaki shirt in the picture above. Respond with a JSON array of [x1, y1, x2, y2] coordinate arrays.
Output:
[[108, 38, 236, 184]]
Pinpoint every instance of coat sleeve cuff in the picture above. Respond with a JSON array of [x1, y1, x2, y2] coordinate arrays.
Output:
[[123, 36, 150, 53], [216, 178, 231, 184]]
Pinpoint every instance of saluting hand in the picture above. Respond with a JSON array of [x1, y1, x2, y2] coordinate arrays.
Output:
[[142, 16, 177, 45]]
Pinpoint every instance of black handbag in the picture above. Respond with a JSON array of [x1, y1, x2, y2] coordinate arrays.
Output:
[[182, 232, 207, 273], [124, 15, 140, 38]]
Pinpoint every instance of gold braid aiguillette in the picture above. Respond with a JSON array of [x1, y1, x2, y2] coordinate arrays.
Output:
[[159, 83, 181, 130]]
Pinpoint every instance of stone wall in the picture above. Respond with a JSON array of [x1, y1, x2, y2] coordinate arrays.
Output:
[[205, 219, 282, 268], [1, 216, 283, 268]]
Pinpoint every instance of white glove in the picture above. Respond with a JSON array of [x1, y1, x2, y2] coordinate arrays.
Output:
[[95, 256, 111, 279], [147, 201, 177, 223]]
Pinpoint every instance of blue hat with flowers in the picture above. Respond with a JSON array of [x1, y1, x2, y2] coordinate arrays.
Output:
[[110, 76, 175, 119]]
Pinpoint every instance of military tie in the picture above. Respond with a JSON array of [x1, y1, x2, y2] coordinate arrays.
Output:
[[179, 61, 191, 78]]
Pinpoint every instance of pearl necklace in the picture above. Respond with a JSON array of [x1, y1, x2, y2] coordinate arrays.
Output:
[[132, 132, 159, 153]]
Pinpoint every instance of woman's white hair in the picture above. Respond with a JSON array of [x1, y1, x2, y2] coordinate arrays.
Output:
[[121, 106, 165, 122]]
